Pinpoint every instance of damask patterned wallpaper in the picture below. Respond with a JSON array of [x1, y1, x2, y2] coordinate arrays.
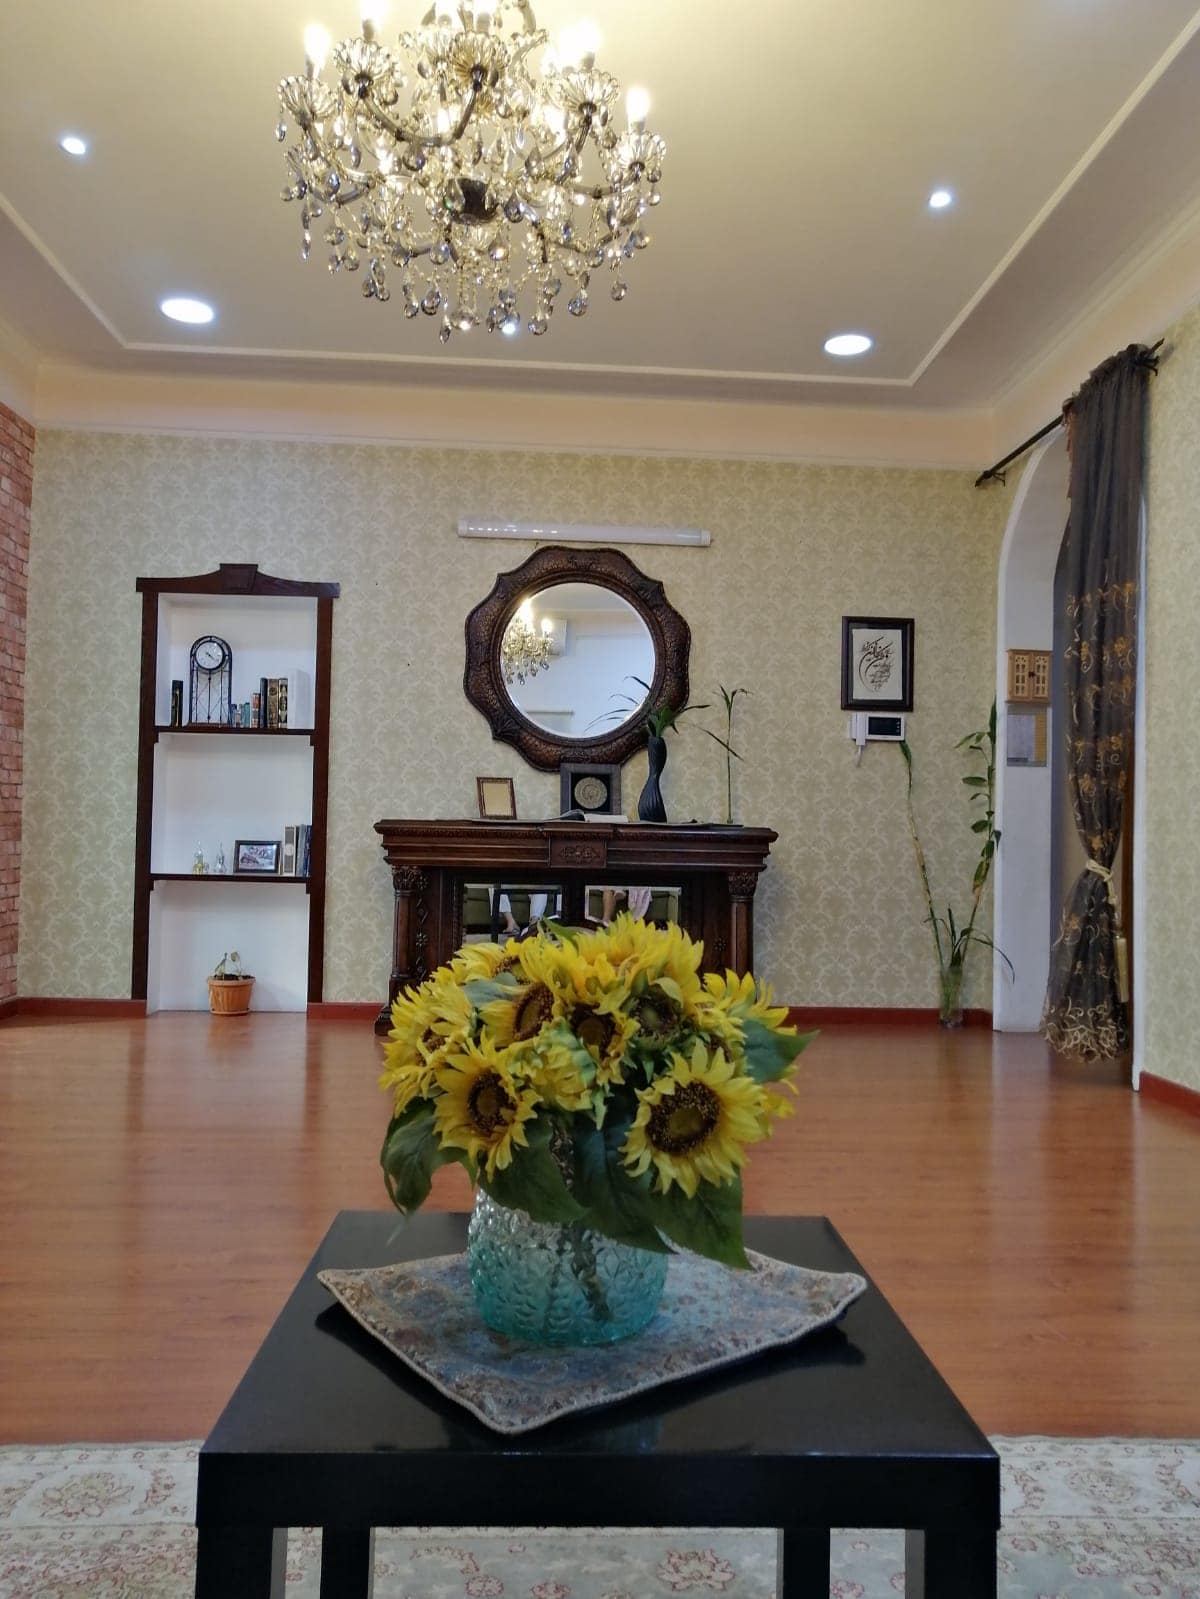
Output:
[[1144, 301, 1200, 1091], [19, 432, 1007, 1006]]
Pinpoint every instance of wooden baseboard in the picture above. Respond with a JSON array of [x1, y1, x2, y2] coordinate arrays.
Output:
[[306, 1001, 385, 1022], [0, 997, 17, 1021], [1139, 1071, 1200, 1118], [16, 997, 148, 1019], [786, 1006, 991, 1028]]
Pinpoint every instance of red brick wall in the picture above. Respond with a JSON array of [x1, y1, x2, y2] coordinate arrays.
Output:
[[0, 400, 33, 1004]]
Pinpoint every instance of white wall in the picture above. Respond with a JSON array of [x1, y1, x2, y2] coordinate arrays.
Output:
[[993, 435, 1069, 1029]]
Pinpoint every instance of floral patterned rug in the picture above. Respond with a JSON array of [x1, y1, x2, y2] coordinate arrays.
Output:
[[0, 1435, 1197, 1597]]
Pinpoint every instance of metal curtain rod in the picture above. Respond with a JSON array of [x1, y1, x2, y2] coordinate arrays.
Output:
[[974, 338, 1164, 488]]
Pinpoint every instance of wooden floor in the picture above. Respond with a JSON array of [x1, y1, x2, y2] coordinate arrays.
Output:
[[1, 1012, 1197, 1443]]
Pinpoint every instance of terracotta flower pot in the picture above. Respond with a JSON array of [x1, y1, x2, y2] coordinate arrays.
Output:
[[207, 976, 255, 1015]]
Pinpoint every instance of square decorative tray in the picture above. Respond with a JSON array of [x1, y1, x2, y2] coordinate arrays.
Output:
[[319, 1248, 866, 1435]]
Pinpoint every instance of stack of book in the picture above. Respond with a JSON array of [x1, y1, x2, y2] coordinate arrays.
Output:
[[256, 676, 289, 728], [282, 823, 312, 877]]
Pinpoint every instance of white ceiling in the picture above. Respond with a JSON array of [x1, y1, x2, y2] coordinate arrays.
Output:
[[3, 0, 1200, 409]]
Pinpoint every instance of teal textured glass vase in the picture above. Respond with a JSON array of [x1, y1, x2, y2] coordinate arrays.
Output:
[[466, 1191, 668, 1346]]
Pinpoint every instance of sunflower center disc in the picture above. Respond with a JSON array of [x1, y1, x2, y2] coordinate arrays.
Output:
[[469, 1070, 515, 1133], [649, 1081, 720, 1154], [513, 983, 554, 1041], [575, 1009, 614, 1056]]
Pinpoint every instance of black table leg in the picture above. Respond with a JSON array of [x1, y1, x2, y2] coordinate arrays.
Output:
[[905, 1528, 997, 1597], [321, 1527, 376, 1597], [194, 1524, 286, 1598], [778, 1526, 830, 1597]]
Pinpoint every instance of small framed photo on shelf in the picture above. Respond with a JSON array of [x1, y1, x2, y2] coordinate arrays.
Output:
[[233, 839, 282, 876], [840, 616, 915, 711], [476, 776, 517, 820], [560, 762, 622, 816]]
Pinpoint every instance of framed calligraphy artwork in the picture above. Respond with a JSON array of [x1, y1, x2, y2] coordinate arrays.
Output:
[[840, 616, 914, 712]]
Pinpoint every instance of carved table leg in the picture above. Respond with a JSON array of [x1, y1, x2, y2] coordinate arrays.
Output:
[[727, 869, 759, 975], [375, 866, 428, 1033]]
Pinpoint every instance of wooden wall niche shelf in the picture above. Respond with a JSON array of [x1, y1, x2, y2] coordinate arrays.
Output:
[[373, 818, 776, 1032], [132, 564, 339, 1012], [463, 545, 691, 771]]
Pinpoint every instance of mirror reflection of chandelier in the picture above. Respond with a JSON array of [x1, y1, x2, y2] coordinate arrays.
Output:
[[276, 3, 664, 343], [501, 599, 553, 685]]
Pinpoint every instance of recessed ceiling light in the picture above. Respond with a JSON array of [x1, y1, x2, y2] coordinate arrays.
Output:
[[824, 332, 873, 357], [59, 134, 88, 157], [928, 188, 954, 210], [159, 296, 215, 325]]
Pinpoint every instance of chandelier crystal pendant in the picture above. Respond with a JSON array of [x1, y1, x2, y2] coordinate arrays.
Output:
[[276, 3, 665, 342], [500, 602, 553, 685]]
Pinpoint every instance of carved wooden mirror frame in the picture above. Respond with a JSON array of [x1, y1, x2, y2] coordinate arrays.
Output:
[[464, 545, 691, 772]]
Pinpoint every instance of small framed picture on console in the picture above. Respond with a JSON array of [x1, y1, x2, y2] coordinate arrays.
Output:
[[476, 776, 517, 820], [560, 762, 622, 817]]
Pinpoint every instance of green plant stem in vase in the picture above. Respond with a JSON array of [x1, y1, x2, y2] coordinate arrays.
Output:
[[700, 684, 748, 824], [900, 702, 1012, 1027]]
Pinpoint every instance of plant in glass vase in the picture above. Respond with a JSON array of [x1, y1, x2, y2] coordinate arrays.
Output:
[[379, 917, 812, 1345], [900, 702, 1011, 1027]]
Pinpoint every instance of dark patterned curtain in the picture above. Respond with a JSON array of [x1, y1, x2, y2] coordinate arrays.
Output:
[[1042, 343, 1157, 1061]]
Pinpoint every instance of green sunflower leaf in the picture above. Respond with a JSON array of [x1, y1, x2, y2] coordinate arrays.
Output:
[[463, 975, 522, 1007], [380, 1102, 465, 1215], [646, 1175, 750, 1269], [483, 1117, 586, 1224], [740, 1017, 817, 1082], [571, 1121, 671, 1254]]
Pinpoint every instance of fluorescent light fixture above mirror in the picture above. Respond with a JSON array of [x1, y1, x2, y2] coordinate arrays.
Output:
[[458, 520, 711, 547]]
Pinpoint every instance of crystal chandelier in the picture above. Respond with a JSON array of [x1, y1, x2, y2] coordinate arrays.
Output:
[[500, 601, 553, 684], [276, 3, 665, 342]]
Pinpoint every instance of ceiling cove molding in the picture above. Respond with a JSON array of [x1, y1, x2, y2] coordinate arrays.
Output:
[[0, 311, 37, 420], [30, 363, 996, 471], [908, 7, 1200, 388], [0, 191, 125, 348], [991, 197, 1200, 452]]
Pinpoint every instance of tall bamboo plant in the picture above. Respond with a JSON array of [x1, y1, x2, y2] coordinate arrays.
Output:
[[899, 702, 1011, 1025], [700, 684, 749, 824]]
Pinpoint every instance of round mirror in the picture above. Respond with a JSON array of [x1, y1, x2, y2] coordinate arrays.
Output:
[[464, 546, 691, 771], [502, 583, 655, 738]]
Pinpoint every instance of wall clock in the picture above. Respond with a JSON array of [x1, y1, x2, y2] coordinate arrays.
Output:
[[188, 635, 233, 725]]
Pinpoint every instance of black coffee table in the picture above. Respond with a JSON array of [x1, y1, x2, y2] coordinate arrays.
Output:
[[195, 1211, 998, 1598]]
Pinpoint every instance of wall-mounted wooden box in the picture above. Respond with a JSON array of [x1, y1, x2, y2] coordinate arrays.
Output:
[[1006, 648, 1052, 704]]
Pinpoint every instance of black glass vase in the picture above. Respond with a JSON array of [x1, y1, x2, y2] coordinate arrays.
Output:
[[638, 732, 668, 822]]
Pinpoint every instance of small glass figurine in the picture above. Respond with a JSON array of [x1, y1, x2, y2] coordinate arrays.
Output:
[[215, 844, 226, 875], [192, 843, 207, 876]]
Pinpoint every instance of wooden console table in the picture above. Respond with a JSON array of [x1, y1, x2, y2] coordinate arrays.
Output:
[[373, 819, 777, 1033]]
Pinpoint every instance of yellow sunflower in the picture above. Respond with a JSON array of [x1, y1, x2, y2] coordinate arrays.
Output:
[[622, 1040, 768, 1198], [449, 938, 523, 982], [433, 1038, 541, 1179], [702, 969, 793, 1032], [380, 976, 475, 1114], [478, 936, 573, 1047], [563, 998, 639, 1086]]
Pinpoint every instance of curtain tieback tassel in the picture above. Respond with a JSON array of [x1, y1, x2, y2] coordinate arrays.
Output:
[[1086, 859, 1129, 1006]]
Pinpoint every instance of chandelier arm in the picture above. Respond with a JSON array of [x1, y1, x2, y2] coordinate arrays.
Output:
[[353, 81, 480, 150]]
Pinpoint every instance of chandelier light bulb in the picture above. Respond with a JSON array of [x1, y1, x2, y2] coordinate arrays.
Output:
[[276, 2, 663, 341], [625, 85, 651, 127], [560, 19, 601, 66], [303, 23, 330, 73]]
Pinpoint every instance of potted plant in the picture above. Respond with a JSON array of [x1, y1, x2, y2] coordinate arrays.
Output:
[[207, 950, 255, 1015], [900, 703, 1011, 1026], [379, 916, 812, 1345]]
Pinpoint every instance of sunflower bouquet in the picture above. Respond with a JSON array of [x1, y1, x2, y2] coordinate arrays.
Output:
[[379, 916, 811, 1269]]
